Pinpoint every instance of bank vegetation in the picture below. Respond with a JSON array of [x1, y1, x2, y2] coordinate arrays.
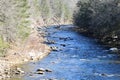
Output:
[[73, 0, 120, 47]]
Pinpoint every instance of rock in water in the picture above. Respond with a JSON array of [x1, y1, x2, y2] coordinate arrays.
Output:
[[36, 71, 44, 74], [36, 68, 45, 75], [45, 69, 52, 72], [109, 48, 119, 53], [101, 73, 108, 76], [37, 68, 45, 72]]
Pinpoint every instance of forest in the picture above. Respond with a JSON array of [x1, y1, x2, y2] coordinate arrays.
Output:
[[73, 0, 120, 47]]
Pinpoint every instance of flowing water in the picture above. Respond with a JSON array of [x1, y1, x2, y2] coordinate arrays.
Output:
[[6, 25, 120, 80]]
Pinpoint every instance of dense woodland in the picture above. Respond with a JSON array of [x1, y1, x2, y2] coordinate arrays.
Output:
[[0, 0, 76, 55], [73, 0, 120, 47]]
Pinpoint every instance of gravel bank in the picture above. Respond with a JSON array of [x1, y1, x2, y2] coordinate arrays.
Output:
[[0, 27, 51, 79]]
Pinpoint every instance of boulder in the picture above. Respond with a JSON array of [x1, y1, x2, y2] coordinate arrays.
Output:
[[36, 68, 45, 75], [109, 47, 119, 53], [36, 71, 44, 74], [37, 68, 45, 72], [45, 69, 52, 72]]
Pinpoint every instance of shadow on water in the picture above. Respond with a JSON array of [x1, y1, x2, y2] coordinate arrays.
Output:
[[5, 25, 120, 80]]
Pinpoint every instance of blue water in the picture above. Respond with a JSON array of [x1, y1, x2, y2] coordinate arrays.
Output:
[[7, 25, 120, 80]]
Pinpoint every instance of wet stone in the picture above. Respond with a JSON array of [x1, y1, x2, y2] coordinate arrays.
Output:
[[36, 71, 44, 75], [37, 68, 45, 72], [36, 68, 45, 75], [45, 69, 52, 72], [109, 47, 119, 53]]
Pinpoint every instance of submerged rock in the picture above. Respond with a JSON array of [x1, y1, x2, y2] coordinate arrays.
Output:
[[101, 73, 108, 76], [60, 44, 66, 47], [59, 37, 73, 41]]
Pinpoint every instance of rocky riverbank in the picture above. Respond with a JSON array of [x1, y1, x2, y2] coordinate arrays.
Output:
[[72, 26, 120, 53], [0, 26, 51, 79]]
